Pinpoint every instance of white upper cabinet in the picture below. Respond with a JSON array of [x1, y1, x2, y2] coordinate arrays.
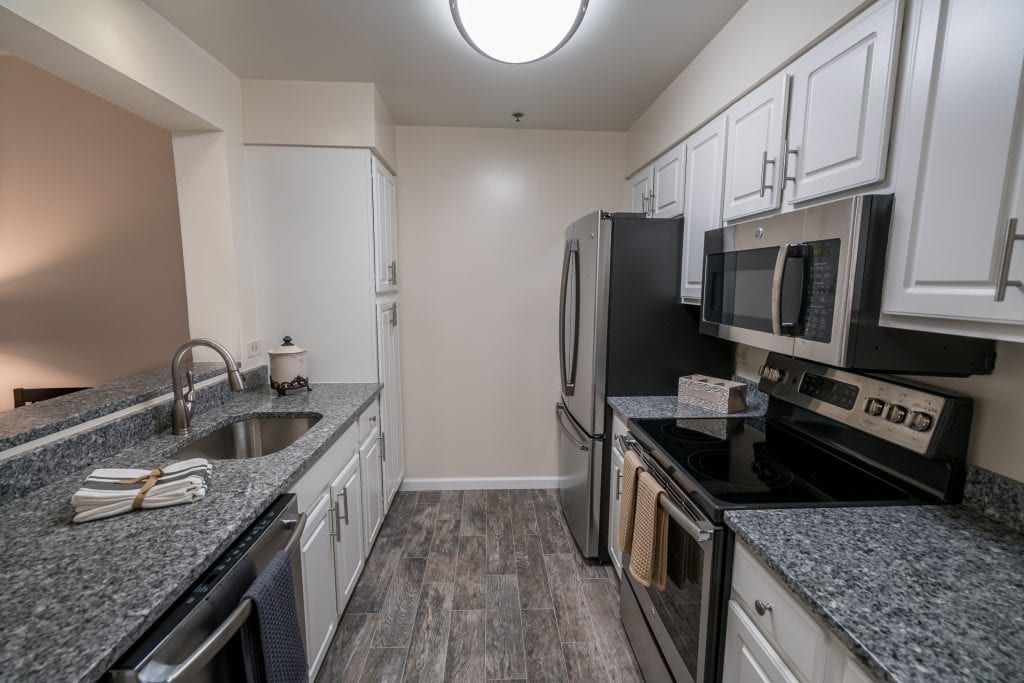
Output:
[[372, 157, 399, 294], [723, 73, 789, 221], [882, 0, 1024, 338], [629, 165, 653, 216], [784, 0, 902, 204], [651, 143, 685, 218], [680, 114, 727, 302]]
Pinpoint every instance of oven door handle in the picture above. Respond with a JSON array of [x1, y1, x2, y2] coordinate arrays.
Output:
[[151, 513, 307, 683], [659, 494, 715, 544]]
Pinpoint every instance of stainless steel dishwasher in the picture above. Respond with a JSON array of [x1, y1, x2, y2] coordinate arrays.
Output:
[[107, 494, 306, 683]]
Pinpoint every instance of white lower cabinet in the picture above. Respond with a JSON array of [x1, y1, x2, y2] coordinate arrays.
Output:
[[361, 428, 384, 549], [299, 493, 338, 679], [608, 445, 625, 576], [289, 398, 391, 681], [330, 453, 364, 612], [724, 541, 878, 683]]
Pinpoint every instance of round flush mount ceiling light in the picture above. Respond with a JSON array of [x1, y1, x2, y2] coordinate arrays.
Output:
[[450, 0, 589, 65]]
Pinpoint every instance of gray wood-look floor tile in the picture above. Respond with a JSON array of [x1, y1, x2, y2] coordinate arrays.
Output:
[[348, 536, 406, 614], [322, 490, 619, 683], [561, 641, 607, 682], [521, 609, 568, 682], [315, 613, 379, 683], [485, 574, 519, 612], [543, 553, 596, 643], [514, 533, 553, 610], [403, 582, 454, 682], [404, 504, 440, 558], [460, 490, 488, 537], [361, 646, 410, 682], [445, 610, 485, 682], [534, 498, 572, 555], [581, 578, 643, 682], [485, 607, 527, 680], [373, 557, 427, 647]]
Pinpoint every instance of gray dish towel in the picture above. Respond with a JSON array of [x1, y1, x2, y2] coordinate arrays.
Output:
[[241, 551, 308, 683]]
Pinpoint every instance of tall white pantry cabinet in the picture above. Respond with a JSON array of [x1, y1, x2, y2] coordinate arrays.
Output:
[[246, 144, 406, 519]]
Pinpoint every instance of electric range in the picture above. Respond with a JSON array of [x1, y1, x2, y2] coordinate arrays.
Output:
[[618, 353, 974, 683]]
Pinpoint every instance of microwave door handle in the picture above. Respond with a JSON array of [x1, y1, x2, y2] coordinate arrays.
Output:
[[770, 246, 790, 336]]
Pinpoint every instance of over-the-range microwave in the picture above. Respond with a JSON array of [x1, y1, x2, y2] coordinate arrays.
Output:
[[700, 194, 996, 376]]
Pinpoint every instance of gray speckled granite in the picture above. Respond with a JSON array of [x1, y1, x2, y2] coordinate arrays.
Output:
[[0, 366, 269, 502], [0, 382, 380, 683], [725, 506, 1024, 683], [963, 466, 1024, 534], [0, 362, 239, 451], [608, 375, 768, 420]]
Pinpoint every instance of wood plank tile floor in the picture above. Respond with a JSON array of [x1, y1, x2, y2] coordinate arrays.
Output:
[[315, 489, 643, 682]]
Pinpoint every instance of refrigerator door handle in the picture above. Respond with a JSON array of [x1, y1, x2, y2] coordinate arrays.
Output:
[[559, 238, 581, 396], [556, 403, 589, 451]]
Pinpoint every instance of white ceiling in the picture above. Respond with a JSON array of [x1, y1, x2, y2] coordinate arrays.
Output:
[[139, 0, 745, 131]]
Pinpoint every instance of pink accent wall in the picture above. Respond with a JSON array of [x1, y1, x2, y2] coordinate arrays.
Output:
[[0, 56, 189, 411]]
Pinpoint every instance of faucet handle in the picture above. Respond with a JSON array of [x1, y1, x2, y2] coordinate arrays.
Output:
[[184, 371, 196, 417]]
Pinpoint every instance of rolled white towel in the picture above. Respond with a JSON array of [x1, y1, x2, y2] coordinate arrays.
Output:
[[71, 458, 212, 523]]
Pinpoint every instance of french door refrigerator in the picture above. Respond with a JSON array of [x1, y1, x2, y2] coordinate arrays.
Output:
[[556, 211, 732, 560]]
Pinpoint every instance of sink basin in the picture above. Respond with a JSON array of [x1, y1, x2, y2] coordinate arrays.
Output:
[[171, 415, 321, 460]]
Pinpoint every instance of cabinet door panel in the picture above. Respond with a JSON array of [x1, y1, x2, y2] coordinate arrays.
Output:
[[723, 74, 789, 221], [652, 145, 685, 218], [681, 115, 727, 302], [377, 301, 405, 508], [607, 446, 624, 576], [362, 435, 384, 549], [300, 494, 338, 679], [630, 166, 653, 215], [882, 0, 1024, 327], [372, 159, 398, 294], [722, 601, 800, 683], [786, 0, 901, 203], [331, 455, 364, 612]]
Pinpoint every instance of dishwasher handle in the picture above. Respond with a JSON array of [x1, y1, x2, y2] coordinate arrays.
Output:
[[150, 512, 306, 683]]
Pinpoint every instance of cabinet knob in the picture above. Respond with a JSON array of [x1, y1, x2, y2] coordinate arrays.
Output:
[[754, 599, 773, 616]]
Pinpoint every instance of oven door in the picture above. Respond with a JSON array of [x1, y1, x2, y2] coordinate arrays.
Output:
[[620, 486, 721, 683]]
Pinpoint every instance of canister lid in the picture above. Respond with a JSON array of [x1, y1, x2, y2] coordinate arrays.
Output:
[[268, 336, 307, 355]]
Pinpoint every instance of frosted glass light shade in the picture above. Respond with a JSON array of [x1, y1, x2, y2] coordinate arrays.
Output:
[[450, 0, 589, 65]]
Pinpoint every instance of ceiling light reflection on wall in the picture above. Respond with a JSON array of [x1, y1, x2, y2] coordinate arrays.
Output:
[[450, 0, 589, 65]]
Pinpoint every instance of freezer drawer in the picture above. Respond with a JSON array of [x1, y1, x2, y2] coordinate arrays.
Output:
[[556, 403, 603, 558]]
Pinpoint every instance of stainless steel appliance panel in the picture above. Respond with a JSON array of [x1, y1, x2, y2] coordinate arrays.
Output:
[[559, 212, 609, 437], [556, 403, 603, 557]]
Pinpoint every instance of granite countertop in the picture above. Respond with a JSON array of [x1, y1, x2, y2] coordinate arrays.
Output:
[[0, 382, 380, 683], [725, 506, 1024, 682], [0, 362, 235, 451]]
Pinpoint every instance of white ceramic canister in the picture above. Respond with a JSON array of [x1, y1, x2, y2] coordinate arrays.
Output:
[[268, 336, 311, 396]]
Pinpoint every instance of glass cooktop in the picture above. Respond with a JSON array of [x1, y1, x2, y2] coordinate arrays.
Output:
[[631, 417, 914, 508]]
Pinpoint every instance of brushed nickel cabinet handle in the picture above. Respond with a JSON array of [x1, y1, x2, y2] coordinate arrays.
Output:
[[995, 218, 1023, 302], [755, 599, 773, 616], [783, 147, 799, 187], [759, 151, 776, 198], [338, 487, 349, 526]]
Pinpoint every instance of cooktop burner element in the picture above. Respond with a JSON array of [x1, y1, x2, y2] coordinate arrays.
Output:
[[658, 423, 725, 445], [686, 448, 795, 490]]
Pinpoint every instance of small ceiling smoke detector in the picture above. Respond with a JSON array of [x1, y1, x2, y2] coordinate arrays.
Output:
[[513, 112, 524, 123], [450, 0, 589, 65]]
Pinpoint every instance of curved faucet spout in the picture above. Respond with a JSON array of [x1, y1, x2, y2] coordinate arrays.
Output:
[[170, 338, 245, 435]]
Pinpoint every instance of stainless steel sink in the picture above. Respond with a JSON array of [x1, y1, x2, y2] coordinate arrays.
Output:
[[171, 415, 321, 460]]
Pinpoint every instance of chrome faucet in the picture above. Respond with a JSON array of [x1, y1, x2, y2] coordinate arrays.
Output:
[[171, 338, 245, 435]]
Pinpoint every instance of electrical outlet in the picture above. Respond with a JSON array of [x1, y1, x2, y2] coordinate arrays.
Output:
[[247, 340, 261, 358]]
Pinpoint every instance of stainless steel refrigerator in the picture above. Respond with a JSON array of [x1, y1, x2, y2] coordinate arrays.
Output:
[[556, 211, 732, 560]]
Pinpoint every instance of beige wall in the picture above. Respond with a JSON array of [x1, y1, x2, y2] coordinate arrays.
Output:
[[396, 126, 627, 480], [625, 0, 869, 174], [736, 343, 1024, 484], [0, 0, 261, 367], [0, 56, 188, 411], [241, 80, 398, 171]]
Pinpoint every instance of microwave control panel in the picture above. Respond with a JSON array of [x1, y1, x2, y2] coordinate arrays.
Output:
[[795, 238, 841, 343]]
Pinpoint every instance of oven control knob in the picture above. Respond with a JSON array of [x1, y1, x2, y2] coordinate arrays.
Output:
[[886, 405, 907, 424], [759, 365, 785, 383], [864, 398, 886, 417], [907, 411, 933, 432]]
